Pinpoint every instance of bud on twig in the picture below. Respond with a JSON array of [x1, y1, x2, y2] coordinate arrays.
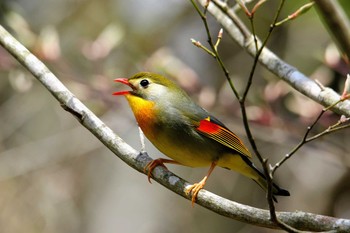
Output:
[[237, 0, 252, 18], [289, 2, 314, 20], [214, 28, 223, 50], [275, 2, 314, 26], [190, 38, 216, 57], [205, 0, 210, 8], [339, 115, 349, 124], [191, 38, 202, 47], [341, 74, 350, 99], [251, 0, 267, 16], [218, 28, 223, 40]]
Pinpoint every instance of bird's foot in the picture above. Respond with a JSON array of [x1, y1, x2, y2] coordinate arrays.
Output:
[[185, 179, 207, 207], [144, 159, 168, 183]]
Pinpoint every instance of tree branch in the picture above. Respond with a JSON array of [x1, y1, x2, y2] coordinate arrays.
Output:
[[313, 0, 350, 60], [0, 23, 349, 232], [198, 0, 350, 117]]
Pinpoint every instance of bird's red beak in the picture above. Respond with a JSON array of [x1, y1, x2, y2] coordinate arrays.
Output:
[[113, 78, 134, 96]]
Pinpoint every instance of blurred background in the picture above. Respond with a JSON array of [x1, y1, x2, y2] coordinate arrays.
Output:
[[0, 0, 350, 232]]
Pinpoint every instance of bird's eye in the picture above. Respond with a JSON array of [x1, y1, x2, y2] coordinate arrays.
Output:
[[140, 79, 149, 88]]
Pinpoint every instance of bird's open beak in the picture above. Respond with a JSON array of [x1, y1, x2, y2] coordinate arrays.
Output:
[[113, 78, 135, 96]]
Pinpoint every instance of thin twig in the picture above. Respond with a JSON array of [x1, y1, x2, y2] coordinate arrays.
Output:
[[273, 99, 350, 174], [236, 1, 301, 232], [190, 0, 240, 99], [193, 1, 313, 232], [198, 0, 350, 116]]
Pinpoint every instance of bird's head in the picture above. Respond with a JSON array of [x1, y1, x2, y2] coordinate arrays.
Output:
[[113, 72, 186, 102]]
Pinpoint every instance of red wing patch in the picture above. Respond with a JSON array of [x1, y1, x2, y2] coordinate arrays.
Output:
[[197, 118, 220, 133], [196, 117, 251, 158]]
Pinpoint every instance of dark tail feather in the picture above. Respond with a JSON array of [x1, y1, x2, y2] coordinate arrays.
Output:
[[252, 179, 290, 202], [237, 154, 290, 202], [252, 166, 290, 202]]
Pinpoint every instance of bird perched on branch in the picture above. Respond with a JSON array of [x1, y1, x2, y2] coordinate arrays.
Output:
[[113, 72, 290, 205]]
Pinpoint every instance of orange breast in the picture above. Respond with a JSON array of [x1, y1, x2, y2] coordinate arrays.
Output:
[[124, 94, 214, 167], [125, 94, 157, 139]]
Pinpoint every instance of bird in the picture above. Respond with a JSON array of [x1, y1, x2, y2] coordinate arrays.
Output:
[[113, 72, 290, 205]]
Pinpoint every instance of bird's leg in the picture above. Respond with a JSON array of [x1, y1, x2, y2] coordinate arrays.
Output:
[[185, 161, 217, 206], [144, 158, 181, 183], [138, 126, 146, 153]]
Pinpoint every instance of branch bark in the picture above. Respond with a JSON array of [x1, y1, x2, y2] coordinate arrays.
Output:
[[0, 24, 349, 232], [313, 0, 350, 60], [199, 0, 350, 116]]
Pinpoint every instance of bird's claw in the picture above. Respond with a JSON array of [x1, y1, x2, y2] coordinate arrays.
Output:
[[185, 180, 206, 207], [144, 159, 168, 183]]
